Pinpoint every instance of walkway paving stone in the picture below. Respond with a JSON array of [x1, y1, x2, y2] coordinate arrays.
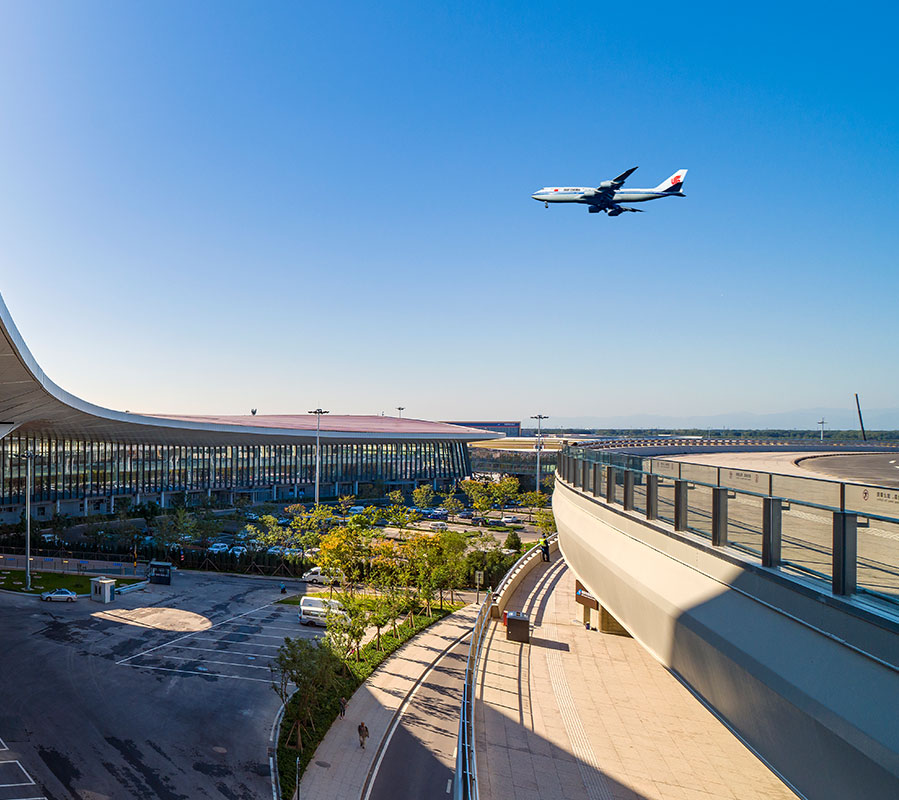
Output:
[[475, 559, 797, 800], [295, 603, 478, 800]]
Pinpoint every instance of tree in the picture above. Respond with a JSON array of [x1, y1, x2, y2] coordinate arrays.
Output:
[[326, 593, 368, 661], [519, 491, 547, 522], [542, 473, 555, 493], [435, 528, 467, 605], [443, 496, 464, 523], [271, 638, 339, 751], [337, 494, 356, 518], [504, 530, 522, 552], [412, 484, 436, 509], [490, 476, 520, 514], [535, 508, 557, 536]]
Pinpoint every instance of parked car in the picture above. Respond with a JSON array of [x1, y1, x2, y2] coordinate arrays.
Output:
[[207, 542, 230, 554], [277, 517, 290, 526], [283, 547, 303, 558], [348, 505, 366, 514], [267, 545, 285, 556], [245, 512, 259, 521], [429, 521, 448, 531], [501, 516, 520, 524], [469, 516, 487, 527], [41, 588, 77, 602], [458, 510, 474, 519], [229, 545, 248, 557], [301, 566, 342, 585]]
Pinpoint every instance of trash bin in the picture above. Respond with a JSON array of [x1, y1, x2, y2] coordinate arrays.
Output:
[[505, 611, 530, 643]]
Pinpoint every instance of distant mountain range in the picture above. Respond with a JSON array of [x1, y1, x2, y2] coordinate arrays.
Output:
[[543, 407, 899, 431]]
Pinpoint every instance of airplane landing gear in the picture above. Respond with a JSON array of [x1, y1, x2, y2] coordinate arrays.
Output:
[[544, 202, 548, 209]]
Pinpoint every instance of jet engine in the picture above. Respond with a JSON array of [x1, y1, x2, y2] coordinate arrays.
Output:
[[598, 180, 615, 189], [587, 205, 604, 214]]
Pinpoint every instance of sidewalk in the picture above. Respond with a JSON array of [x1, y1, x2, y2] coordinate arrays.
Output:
[[475, 559, 796, 800], [295, 603, 479, 800]]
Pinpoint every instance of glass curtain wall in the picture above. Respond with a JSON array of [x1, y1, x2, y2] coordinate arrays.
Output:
[[0, 434, 470, 505]]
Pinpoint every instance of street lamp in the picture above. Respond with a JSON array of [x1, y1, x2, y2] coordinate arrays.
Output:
[[15, 450, 34, 590], [396, 407, 405, 418], [531, 415, 548, 493], [308, 409, 329, 506]]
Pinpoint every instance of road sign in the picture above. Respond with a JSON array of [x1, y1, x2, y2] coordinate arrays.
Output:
[[475, 570, 484, 586]]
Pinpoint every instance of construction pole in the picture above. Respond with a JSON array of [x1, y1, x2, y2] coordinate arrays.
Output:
[[855, 393, 867, 442]]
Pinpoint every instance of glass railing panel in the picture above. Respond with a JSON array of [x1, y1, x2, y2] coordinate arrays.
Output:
[[686, 483, 713, 540], [633, 476, 647, 515], [658, 477, 676, 526], [856, 516, 899, 602], [727, 492, 764, 560], [780, 500, 833, 582]]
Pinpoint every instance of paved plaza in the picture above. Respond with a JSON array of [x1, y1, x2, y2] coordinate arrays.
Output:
[[474, 559, 797, 800]]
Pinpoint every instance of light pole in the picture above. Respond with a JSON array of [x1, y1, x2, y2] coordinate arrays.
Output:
[[308, 409, 329, 506], [531, 415, 548, 493], [15, 450, 34, 591], [396, 407, 404, 418]]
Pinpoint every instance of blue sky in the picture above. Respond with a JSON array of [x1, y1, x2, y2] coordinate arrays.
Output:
[[0, 2, 896, 426]]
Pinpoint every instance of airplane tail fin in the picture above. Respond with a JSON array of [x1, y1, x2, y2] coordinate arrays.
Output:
[[654, 169, 687, 193]]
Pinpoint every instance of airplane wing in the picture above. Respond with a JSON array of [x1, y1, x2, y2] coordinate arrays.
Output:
[[607, 204, 643, 217], [587, 166, 639, 200], [609, 166, 638, 185]]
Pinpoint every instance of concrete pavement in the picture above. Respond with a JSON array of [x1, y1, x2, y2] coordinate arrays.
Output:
[[475, 558, 798, 800]]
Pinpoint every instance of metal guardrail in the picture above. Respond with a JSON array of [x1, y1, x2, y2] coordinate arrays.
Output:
[[454, 534, 559, 800], [559, 446, 899, 609]]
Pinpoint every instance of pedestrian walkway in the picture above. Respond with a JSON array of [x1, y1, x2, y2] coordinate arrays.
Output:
[[475, 559, 797, 800], [296, 603, 479, 800]]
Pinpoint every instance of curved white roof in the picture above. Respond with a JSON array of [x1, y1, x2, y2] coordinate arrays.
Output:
[[0, 292, 498, 446]]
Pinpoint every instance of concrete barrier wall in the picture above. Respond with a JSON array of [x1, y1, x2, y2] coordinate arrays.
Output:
[[554, 479, 899, 800]]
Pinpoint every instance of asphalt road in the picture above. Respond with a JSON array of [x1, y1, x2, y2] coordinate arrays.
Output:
[[0, 571, 315, 800], [798, 453, 899, 488], [367, 638, 469, 800]]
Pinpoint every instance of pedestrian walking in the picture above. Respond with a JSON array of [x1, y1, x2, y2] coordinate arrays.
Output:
[[358, 721, 369, 749], [339, 696, 347, 719], [279, 582, 287, 594]]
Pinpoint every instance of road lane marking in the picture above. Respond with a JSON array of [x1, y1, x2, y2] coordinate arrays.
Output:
[[166, 644, 277, 658], [136, 654, 271, 670], [116, 600, 277, 664], [0, 760, 36, 787], [118, 663, 271, 682]]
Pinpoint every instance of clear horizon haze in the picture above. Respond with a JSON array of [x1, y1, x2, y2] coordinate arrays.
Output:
[[1, 3, 896, 426]]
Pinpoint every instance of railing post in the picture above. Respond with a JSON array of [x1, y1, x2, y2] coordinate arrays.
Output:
[[646, 474, 659, 520], [832, 511, 857, 596], [606, 467, 616, 504], [762, 497, 782, 567], [712, 487, 728, 546], [674, 480, 688, 531], [623, 470, 634, 511], [593, 463, 601, 497], [580, 460, 588, 490]]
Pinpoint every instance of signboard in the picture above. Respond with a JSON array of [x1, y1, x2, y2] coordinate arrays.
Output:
[[718, 467, 770, 493], [475, 570, 484, 587], [651, 459, 680, 478], [844, 484, 899, 518], [574, 579, 599, 610]]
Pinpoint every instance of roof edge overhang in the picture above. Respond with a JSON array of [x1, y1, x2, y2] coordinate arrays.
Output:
[[0, 292, 500, 446]]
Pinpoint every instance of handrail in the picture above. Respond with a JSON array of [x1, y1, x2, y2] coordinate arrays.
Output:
[[454, 534, 558, 800]]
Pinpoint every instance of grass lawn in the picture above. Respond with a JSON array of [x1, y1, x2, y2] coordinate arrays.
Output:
[[0, 570, 143, 595]]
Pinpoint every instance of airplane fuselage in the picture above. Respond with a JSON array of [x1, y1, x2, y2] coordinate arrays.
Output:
[[531, 187, 683, 204]]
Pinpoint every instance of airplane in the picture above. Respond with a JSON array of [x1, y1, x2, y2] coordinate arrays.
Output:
[[531, 167, 687, 216]]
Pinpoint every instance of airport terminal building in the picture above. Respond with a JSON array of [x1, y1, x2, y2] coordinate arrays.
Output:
[[0, 294, 495, 522]]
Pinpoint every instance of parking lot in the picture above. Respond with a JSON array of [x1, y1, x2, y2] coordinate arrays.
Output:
[[0, 570, 309, 799], [118, 598, 320, 682]]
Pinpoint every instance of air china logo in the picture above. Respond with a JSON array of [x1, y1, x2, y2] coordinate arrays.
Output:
[[671, 176, 682, 185], [553, 188, 559, 192]]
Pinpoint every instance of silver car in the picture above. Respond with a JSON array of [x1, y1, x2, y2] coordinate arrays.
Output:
[[41, 588, 77, 602]]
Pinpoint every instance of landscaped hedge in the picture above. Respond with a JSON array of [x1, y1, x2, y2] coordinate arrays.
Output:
[[276, 604, 460, 798]]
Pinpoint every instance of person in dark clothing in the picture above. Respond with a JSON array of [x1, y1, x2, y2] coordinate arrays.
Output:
[[358, 721, 369, 748], [539, 536, 550, 562]]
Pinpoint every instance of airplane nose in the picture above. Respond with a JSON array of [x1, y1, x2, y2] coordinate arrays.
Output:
[[531, 194, 540, 201]]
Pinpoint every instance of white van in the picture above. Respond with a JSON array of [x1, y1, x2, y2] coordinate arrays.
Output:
[[429, 521, 447, 531], [298, 596, 347, 627]]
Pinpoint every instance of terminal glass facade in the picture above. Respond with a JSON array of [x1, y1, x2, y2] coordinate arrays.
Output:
[[0, 433, 471, 506]]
